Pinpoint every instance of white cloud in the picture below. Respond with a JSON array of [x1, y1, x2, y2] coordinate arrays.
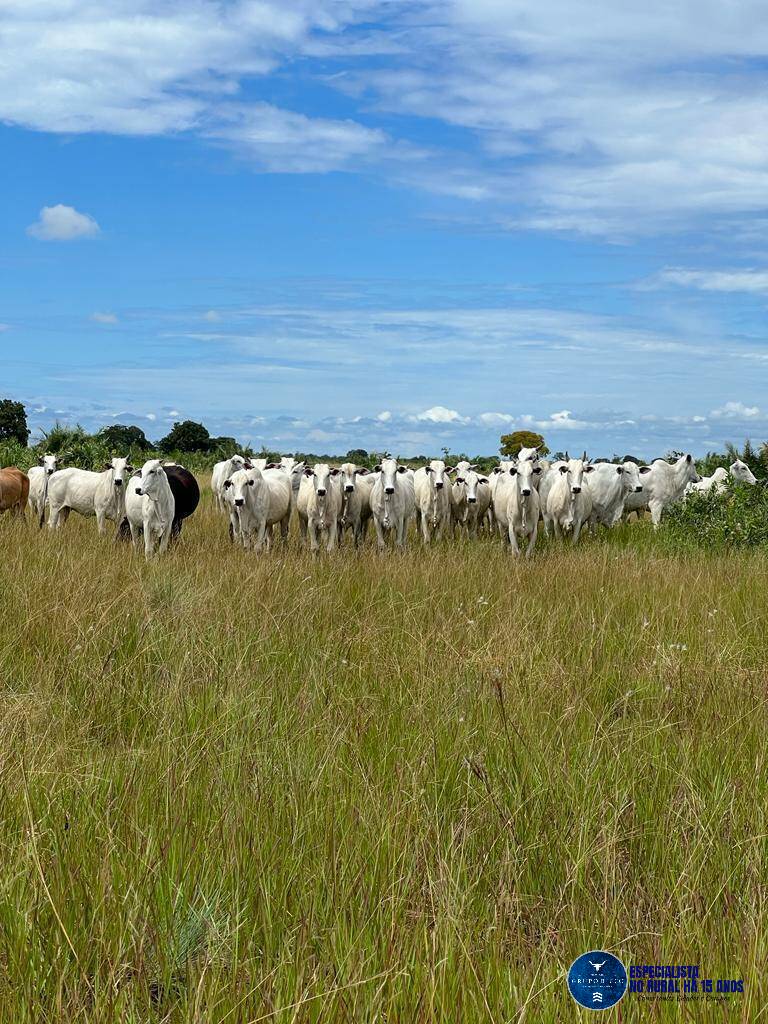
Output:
[[711, 401, 761, 419], [376, 410, 392, 421], [91, 311, 118, 324], [415, 405, 466, 423], [145, 413, 157, 421], [478, 411, 515, 426], [650, 267, 768, 294], [203, 310, 220, 322], [27, 204, 100, 241]]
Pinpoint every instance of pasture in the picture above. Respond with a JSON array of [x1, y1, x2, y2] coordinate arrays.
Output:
[[1, 481, 766, 1021]]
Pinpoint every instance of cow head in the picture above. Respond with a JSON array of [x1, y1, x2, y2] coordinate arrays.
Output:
[[39, 453, 58, 476], [105, 456, 131, 489], [620, 461, 644, 494], [133, 459, 165, 497], [559, 457, 593, 496], [731, 459, 757, 485], [510, 459, 538, 497], [225, 467, 262, 507], [424, 459, 450, 490], [375, 458, 407, 495]]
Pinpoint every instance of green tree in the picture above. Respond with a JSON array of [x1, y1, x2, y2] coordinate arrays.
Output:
[[499, 430, 549, 458], [97, 424, 150, 451], [158, 420, 211, 453], [0, 399, 29, 446]]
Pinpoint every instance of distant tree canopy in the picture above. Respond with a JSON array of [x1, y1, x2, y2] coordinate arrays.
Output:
[[499, 430, 549, 458], [0, 399, 29, 446], [97, 424, 151, 451], [346, 448, 370, 465], [158, 420, 211, 453]]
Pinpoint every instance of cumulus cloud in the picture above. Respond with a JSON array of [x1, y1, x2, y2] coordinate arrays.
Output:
[[711, 401, 761, 419], [27, 204, 100, 241], [376, 410, 392, 421], [91, 311, 118, 324], [415, 405, 467, 423]]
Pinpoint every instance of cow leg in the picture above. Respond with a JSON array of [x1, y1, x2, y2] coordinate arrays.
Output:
[[326, 524, 337, 553], [308, 521, 320, 554], [525, 523, 538, 559], [508, 522, 520, 556], [553, 519, 561, 541], [396, 517, 407, 549], [374, 519, 386, 553], [649, 499, 664, 527], [96, 510, 107, 535], [158, 525, 171, 555], [572, 519, 583, 545]]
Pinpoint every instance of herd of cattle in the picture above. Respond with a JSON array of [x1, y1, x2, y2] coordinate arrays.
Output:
[[0, 447, 758, 559]]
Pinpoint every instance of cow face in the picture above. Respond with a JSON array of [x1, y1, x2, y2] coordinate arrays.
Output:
[[377, 458, 407, 495], [424, 459, 450, 490], [560, 458, 593, 496], [133, 459, 165, 497], [620, 461, 644, 494], [39, 453, 58, 476], [678, 453, 701, 485], [226, 467, 261, 507], [308, 463, 339, 499], [109, 456, 131, 489], [511, 459, 537, 497], [731, 459, 757, 485], [517, 446, 540, 464], [463, 469, 483, 503]]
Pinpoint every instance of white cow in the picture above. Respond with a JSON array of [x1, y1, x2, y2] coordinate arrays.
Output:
[[451, 469, 491, 538], [338, 462, 374, 547], [688, 459, 757, 494], [48, 458, 132, 533], [124, 459, 175, 559], [546, 456, 594, 543], [516, 447, 544, 489], [223, 467, 275, 550], [27, 453, 59, 527], [588, 461, 644, 530], [369, 458, 415, 551], [624, 454, 700, 525], [505, 459, 541, 557], [413, 460, 452, 543], [212, 455, 249, 512], [297, 463, 342, 553], [489, 459, 516, 531]]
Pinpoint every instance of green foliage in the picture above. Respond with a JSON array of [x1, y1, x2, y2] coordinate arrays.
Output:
[[663, 483, 768, 549], [0, 398, 29, 446], [36, 423, 112, 470], [0, 438, 31, 470], [158, 420, 211, 453], [97, 424, 151, 452], [499, 430, 549, 457]]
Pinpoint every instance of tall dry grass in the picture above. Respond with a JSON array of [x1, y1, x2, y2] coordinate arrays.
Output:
[[0, 482, 766, 1021]]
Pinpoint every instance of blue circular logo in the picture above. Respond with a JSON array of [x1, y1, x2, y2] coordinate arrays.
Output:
[[567, 950, 627, 1010]]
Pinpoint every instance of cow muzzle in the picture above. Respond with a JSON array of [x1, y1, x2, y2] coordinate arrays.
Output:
[[571, 486, 581, 494], [234, 498, 244, 507], [385, 487, 394, 495], [317, 488, 326, 497], [345, 485, 354, 493], [435, 481, 443, 490], [522, 488, 531, 497], [468, 496, 476, 504], [114, 479, 123, 487]]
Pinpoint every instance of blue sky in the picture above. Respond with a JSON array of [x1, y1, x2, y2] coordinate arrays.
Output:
[[2, 0, 768, 457]]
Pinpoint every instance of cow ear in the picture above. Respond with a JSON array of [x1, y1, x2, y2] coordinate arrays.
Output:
[[616, 465, 623, 474], [127, 465, 135, 474], [373, 464, 382, 472], [456, 476, 465, 483], [584, 465, 595, 473], [223, 479, 233, 489], [330, 468, 339, 476], [38, 456, 44, 465], [445, 466, 455, 473], [492, 467, 501, 474], [304, 467, 313, 476], [532, 466, 541, 474], [639, 466, 652, 474], [243, 460, 253, 469], [510, 467, 518, 476], [424, 465, 433, 473], [103, 461, 113, 470], [559, 465, 568, 474], [358, 467, 369, 475], [397, 465, 407, 473], [686, 454, 692, 463], [266, 462, 279, 469], [479, 476, 489, 484]]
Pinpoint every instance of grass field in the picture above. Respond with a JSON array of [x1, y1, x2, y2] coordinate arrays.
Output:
[[1, 481, 767, 1022]]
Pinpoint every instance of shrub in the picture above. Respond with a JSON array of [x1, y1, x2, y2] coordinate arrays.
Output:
[[663, 483, 768, 549]]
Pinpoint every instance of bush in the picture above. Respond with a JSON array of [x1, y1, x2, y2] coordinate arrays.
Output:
[[663, 483, 768, 549]]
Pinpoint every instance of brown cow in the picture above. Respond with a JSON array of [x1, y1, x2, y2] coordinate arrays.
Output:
[[0, 468, 30, 517]]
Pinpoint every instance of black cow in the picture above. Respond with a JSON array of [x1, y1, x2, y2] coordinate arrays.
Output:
[[117, 462, 199, 543], [162, 464, 200, 539]]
